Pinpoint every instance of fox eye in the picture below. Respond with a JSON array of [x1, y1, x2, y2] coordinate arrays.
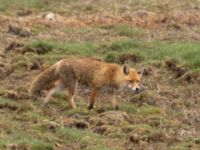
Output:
[[136, 80, 139, 83], [128, 80, 133, 83]]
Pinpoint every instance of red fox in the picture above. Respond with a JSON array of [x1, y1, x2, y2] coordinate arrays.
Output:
[[29, 58, 143, 109]]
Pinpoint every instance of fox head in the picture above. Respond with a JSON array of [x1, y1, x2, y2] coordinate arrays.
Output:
[[119, 65, 143, 93]]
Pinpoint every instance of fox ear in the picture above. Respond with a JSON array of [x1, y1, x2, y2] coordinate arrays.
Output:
[[138, 68, 144, 77], [123, 65, 129, 75]]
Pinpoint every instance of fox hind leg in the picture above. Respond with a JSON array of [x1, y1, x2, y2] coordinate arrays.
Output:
[[59, 67, 78, 109], [66, 81, 78, 109], [43, 82, 65, 104]]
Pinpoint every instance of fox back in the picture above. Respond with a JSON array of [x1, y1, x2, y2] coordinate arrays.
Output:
[[55, 58, 141, 92]]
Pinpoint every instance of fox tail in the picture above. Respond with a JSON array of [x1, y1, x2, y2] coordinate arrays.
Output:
[[29, 64, 58, 95]]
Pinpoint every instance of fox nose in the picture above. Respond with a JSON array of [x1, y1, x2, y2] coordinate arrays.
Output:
[[135, 87, 140, 91]]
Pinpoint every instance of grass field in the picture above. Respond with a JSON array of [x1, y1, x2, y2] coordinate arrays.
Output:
[[0, 0, 200, 150]]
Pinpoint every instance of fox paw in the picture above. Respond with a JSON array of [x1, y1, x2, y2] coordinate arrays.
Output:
[[114, 105, 119, 110], [87, 104, 93, 110]]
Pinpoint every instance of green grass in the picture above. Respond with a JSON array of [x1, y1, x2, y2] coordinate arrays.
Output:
[[64, 107, 97, 116], [26, 40, 95, 56], [170, 141, 197, 150], [119, 103, 137, 113], [93, 103, 137, 113], [100, 39, 144, 52], [195, 137, 200, 145], [101, 39, 200, 69], [25, 39, 200, 70], [170, 138, 200, 150], [126, 124, 156, 136], [0, 0, 198, 13], [26, 40, 96, 64], [0, 96, 18, 106], [130, 124, 155, 133], [137, 104, 163, 118], [56, 127, 100, 141], [0, 0, 48, 11], [0, 0, 80, 11], [58, 42, 95, 56], [21, 111, 45, 122], [0, 131, 53, 150], [31, 40, 54, 55], [18, 39, 200, 70], [10, 55, 32, 71], [0, 87, 5, 96], [56, 127, 115, 149], [114, 24, 146, 38]]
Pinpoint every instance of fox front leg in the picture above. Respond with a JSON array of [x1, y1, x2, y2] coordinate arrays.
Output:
[[66, 88, 77, 109], [110, 93, 119, 110], [88, 89, 98, 110]]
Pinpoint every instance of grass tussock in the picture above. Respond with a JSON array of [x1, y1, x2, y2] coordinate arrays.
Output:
[[56, 127, 113, 149], [0, 96, 18, 106], [137, 104, 163, 118], [24, 40, 96, 64], [114, 24, 147, 38], [0, 132, 53, 150], [29, 40, 95, 55]]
